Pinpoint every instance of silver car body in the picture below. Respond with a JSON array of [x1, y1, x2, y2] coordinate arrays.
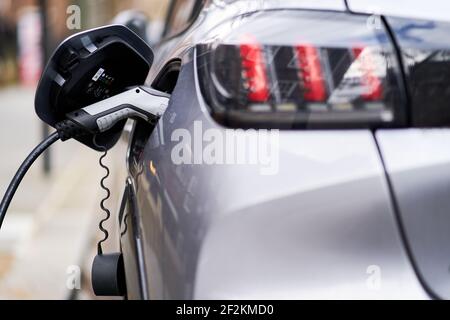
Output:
[[119, 0, 450, 299]]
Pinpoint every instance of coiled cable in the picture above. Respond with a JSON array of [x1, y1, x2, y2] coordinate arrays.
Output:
[[92, 135, 111, 255]]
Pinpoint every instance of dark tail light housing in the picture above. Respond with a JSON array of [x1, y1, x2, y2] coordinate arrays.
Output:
[[387, 17, 450, 127], [197, 11, 406, 129]]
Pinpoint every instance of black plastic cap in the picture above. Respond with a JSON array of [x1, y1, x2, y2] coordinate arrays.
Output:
[[91, 253, 127, 297]]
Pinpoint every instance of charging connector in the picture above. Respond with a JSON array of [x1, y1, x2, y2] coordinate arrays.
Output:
[[56, 86, 170, 140], [0, 86, 170, 229]]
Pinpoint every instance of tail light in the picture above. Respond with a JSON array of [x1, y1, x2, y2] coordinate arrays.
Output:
[[386, 17, 450, 127], [197, 11, 406, 129]]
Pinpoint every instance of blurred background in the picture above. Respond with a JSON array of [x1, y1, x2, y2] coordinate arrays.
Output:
[[0, 0, 169, 299]]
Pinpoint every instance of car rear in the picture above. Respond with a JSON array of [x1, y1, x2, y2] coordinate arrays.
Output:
[[129, 0, 450, 299]]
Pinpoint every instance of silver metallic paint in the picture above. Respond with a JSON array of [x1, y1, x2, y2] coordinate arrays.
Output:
[[120, 0, 436, 299]]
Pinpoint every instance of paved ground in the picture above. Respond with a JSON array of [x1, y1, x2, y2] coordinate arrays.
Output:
[[0, 86, 125, 299]]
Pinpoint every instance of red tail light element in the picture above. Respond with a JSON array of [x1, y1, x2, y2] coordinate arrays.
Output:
[[197, 10, 406, 129], [296, 45, 327, 102], [239, 35, 270, 103], [353, 47, 383, 101]]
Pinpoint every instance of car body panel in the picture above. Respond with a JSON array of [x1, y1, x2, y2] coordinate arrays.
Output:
[[376, 129, 450, 299], [347, 0, 450, 23], [118, 0, 444, 300], [124, 52, 428, 299], [375, 16, 450, 299], [120, 182, 149, 300]]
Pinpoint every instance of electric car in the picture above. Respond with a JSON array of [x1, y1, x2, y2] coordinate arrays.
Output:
[[116, 0, 450, 299]]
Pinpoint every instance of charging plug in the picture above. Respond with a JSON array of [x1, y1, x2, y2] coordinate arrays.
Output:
[[56, 86, 170, 141]]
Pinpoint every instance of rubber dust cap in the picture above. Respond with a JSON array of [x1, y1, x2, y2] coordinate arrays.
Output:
[[91, 252, 126, 296]]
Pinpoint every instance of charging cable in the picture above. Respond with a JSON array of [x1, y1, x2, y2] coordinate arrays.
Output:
[[0, 86, 169, 230], [0, 132, 60, 228]]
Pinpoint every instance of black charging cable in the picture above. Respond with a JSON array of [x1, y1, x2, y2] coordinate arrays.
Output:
[[0, 131, 60, 229], [0, 85, 169, 231], [0, 119, 90, 229], [0, 124, 124, 297]]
